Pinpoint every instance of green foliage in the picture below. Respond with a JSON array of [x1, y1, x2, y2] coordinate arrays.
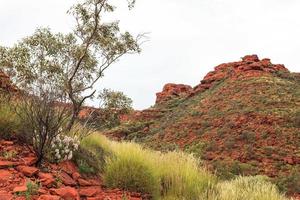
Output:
[[212, 160, 258, 180], [0, 0, 143, 130], [77, 159, 96, 175], [90, 89, 133, 129], [1, 150, 17, 159], [17, 181, 40, 200], [26, 181, 40, 197], [0, 95, 20, 139], [239, 131, 256, 142], [275, 168, 300, 194]]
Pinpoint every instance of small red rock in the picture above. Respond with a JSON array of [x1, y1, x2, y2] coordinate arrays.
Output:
[[13, 185, 27, 193], [38, 172, 55, 187], [59, 161, 78, 175], [16, 165, 39, 177], [60, 171, 77, 186], [0, 161, 18, 169], [23, 157, 37, 166], [78, 178, 92, 186], [38, 195, 61, 200], [0, 191, 13, 200], [72, 172, 81, 181], [78, 187, 101, 197], [50, 187, 80, 200]]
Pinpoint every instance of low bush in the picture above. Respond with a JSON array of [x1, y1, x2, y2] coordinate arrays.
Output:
[[275, 168, 300, 195], [0, 95, 20, 139]]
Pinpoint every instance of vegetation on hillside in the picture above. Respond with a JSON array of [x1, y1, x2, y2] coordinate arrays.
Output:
[[105, 61, 300, 196]]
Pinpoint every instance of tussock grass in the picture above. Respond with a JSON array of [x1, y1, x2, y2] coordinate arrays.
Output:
[[79, 133, 290, 200], [158, 151, 216, 200], [104, 141, 160, 197], [213, 176, 289, 200], [81, 133, 217, 199]]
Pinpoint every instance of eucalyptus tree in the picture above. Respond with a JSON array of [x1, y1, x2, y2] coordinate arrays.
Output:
[[0, 0, 142, 130]]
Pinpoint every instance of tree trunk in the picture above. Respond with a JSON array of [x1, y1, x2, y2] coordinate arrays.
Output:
[[35, 153, 44, 167], [67, 104, 80, 131]]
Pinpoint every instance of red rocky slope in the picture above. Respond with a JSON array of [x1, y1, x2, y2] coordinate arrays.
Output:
[[0, 140, 142, 200]]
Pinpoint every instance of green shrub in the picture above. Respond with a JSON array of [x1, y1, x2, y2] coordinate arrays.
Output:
[[0, 95, 20, 139], [213, 176, 288, 200], [275, 168, 300, 195]]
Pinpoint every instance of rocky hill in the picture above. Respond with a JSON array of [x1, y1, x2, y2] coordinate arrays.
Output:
[[108, 55, 300, 195]]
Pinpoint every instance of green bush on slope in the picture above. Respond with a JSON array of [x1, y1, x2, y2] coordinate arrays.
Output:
[[0, 95, 20, 139]]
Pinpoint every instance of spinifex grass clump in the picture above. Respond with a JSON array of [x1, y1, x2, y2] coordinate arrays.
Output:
[[104, 142, 160, 197], [158, 151, 216, 200], [214, 176, 289, 200], [81, 133, 217, 199]]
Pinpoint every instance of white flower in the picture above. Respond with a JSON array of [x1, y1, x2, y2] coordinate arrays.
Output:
[[67, 153, 72, 160], [55, 149, 59, 153]]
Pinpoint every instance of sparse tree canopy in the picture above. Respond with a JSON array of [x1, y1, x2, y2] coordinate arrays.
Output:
[[88, 89, 133, 129], [99, 88, 133, 112], [0, 0, 144, 130]]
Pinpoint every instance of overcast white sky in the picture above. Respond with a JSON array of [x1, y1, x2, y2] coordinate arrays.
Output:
[[0, 0, 300, 109]]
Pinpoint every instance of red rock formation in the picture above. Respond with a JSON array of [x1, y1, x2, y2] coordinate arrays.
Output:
[[192, 55, 288, 95], [0, 70, 18, 93], [155, 55, 289, 103], [156, 83, 193, 104]]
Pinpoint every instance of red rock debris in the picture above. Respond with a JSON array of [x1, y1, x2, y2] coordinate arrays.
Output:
[[0, 140, 143, 200]]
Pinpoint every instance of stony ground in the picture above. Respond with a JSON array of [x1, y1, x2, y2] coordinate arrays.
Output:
[[0, 140, 142, 200]]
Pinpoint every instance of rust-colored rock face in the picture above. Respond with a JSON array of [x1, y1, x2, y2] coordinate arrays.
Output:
[[156, 83, 193, 104], [0, 70, 18, 93], [155, 55, 288, 103], [192, 55, 288, 95]]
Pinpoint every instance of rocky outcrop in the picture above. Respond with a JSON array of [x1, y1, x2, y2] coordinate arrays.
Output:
[[192, 55, 288, 95], [156, 83, 193, 104], [155, 55, 289, 103], [0, 70, 18, 93]]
